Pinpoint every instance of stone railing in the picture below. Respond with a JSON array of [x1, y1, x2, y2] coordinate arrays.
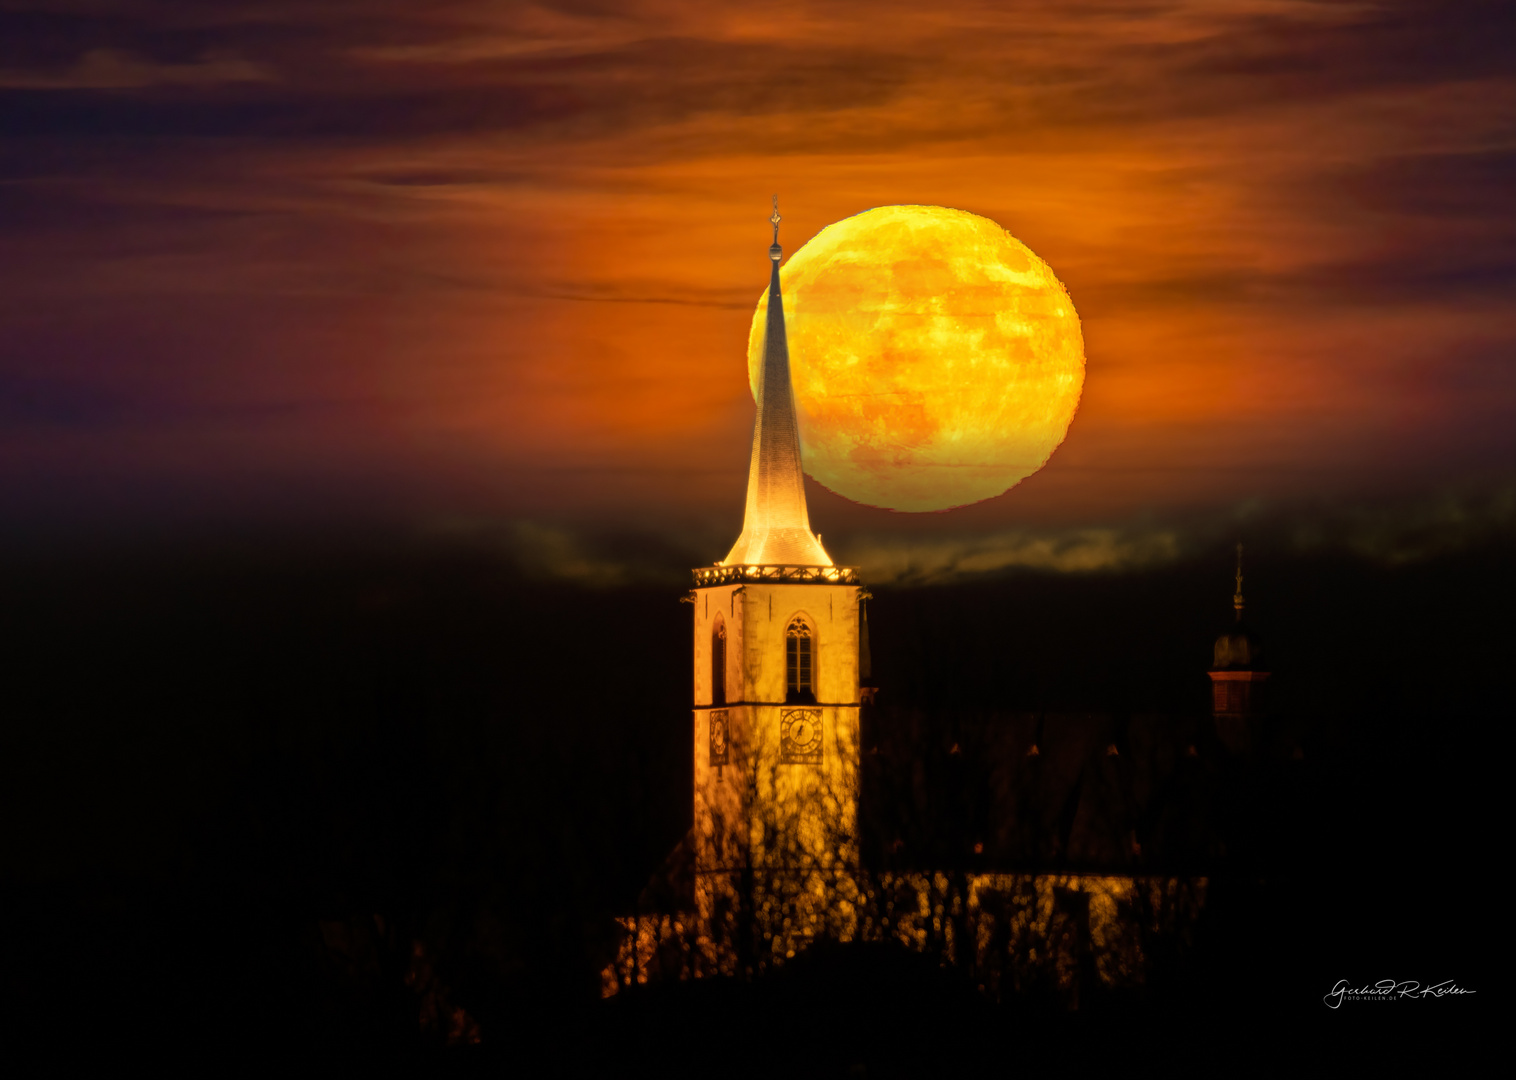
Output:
[[691, 564, 861, 587]]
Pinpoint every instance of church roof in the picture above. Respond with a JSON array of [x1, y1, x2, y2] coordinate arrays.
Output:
[[723, 200, 831, 569]]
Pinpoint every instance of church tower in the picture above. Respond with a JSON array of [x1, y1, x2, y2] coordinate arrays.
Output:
[[690, 200, 866, 973]]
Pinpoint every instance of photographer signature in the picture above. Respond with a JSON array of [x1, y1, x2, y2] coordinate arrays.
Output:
[[1324, 979, 1475, 1008]]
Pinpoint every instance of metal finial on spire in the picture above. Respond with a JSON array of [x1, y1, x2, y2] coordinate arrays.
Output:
[[1233, 542, 1245, 621], [769, 195, 782, 260]]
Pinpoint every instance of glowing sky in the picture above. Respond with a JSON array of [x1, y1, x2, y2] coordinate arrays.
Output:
[[1, 1, 1512, 562]]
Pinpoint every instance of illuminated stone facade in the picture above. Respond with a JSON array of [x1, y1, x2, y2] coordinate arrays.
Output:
[[690, 575, 865, 972]]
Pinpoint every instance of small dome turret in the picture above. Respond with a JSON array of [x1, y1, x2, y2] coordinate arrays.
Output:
[[1211, 625, 1261, 670], [1208, 543, 1270, 730], [1210, 541, 1260, 670]]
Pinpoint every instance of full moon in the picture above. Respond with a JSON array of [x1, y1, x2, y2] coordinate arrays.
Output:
[[748, 205, 1085, 512]]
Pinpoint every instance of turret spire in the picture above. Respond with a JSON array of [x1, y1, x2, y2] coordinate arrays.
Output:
[[1233, 542, 1245, 622], [723, 199, 831, 568]]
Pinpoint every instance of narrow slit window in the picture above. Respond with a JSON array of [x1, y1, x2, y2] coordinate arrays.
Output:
[[786, 617, 814, 703], [711, 620, 727, 706]]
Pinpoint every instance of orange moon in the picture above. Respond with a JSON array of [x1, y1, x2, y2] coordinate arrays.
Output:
[[748, 205, 1085, 512]]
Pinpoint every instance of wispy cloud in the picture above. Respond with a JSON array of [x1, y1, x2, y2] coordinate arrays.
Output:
[[0, 48, 274, 89], [394, 475, 1516, 591], [0, 1, 1512, 535], [830, 482, 1516, 584], [837, 527, 1184, 584], [1287, 484, 1516, 565], [422, 520, 698, 587]]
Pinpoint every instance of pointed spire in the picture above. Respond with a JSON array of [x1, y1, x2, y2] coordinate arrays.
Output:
[[723, 199, 831, 567], [1233, 542, 1245, 622]]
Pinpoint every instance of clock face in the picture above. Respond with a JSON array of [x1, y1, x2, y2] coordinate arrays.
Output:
[[780, 709, 823, 763], [709, 710, 729, 765], [790, 716, 815, 746]]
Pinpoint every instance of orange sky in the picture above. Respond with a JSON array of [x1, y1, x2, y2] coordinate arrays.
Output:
[[1, 1, 1512, 566]]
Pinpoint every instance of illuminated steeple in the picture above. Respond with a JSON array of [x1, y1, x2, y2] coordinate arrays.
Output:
[[723, 197, 831, 567]]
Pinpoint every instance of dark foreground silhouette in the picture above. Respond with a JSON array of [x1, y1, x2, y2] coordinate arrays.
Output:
[[0, 534, 1499, 1064]]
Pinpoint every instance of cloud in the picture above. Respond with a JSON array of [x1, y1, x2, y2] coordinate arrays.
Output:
[[397, 473, 1516, 591], [1287, 484, 1516, 565], [0, 48, 274, 89], [1, 0, 1513, 536], [428, 518, 1191, 588], [822, 482, 1516, 584], [451, 521, 695, 587], [837, 526, 1185, 584]]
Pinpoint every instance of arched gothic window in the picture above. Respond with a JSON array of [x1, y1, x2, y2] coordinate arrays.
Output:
[[785, 616, 814, 703], [711, 619, 727, 706]]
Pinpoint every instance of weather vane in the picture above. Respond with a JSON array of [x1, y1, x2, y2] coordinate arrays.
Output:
[[770, 195, 781, 241]]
